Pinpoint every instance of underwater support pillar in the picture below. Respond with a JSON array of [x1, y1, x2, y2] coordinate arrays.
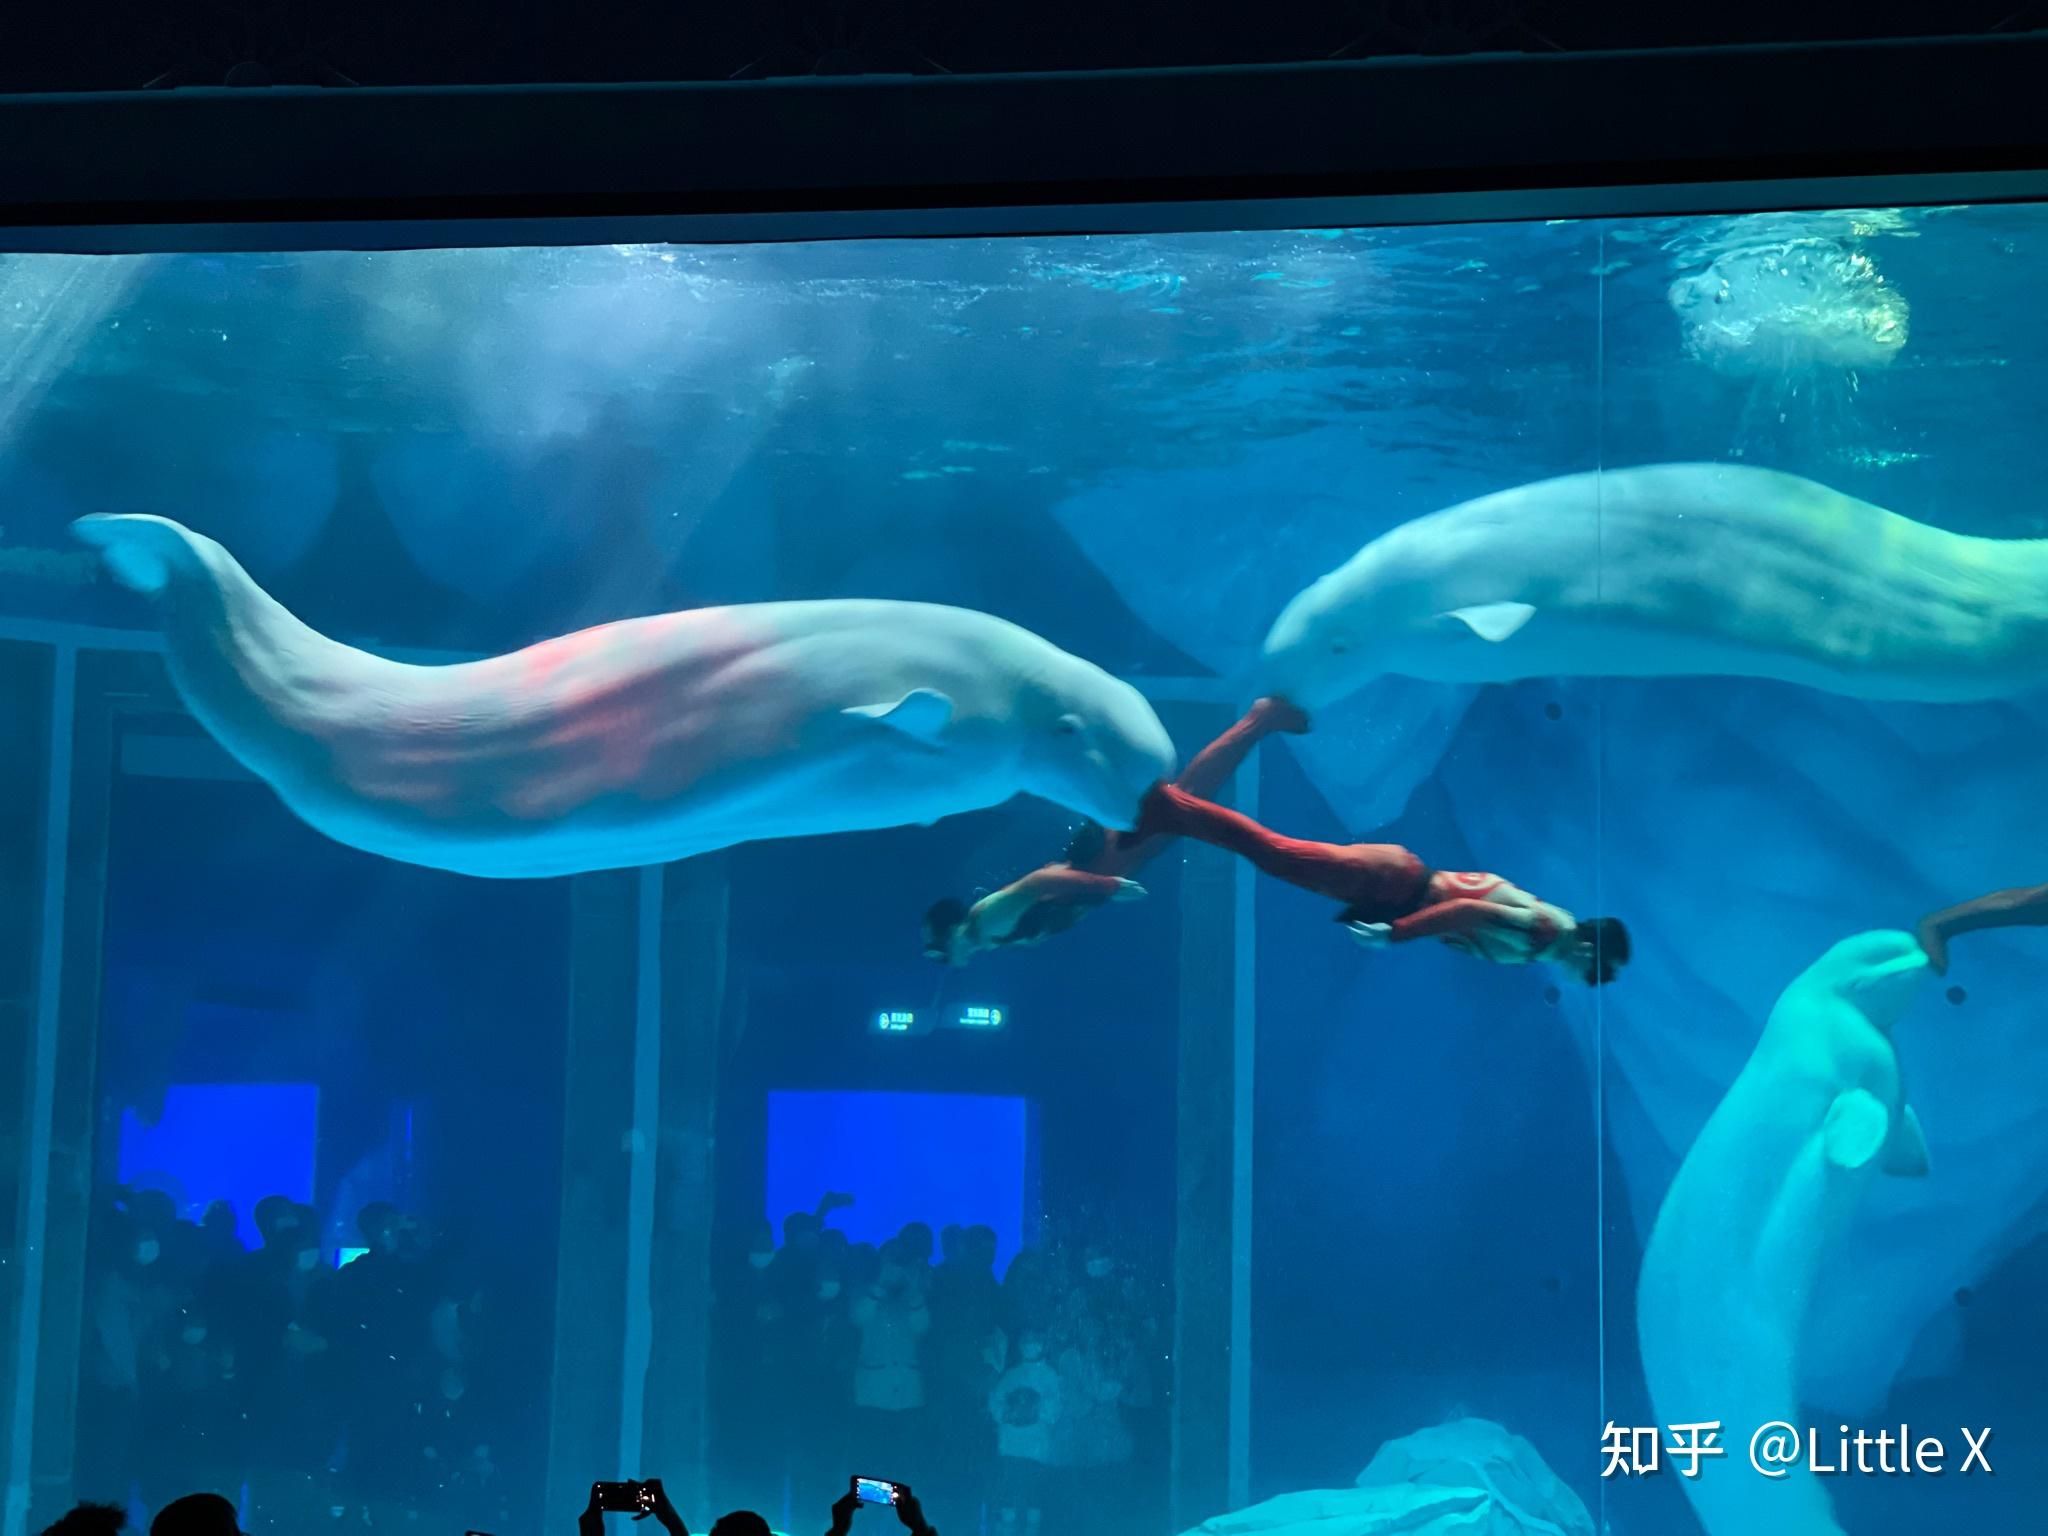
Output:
[[9, 649, 134, 1536], [1, 642, 60, 1536], [1168, 701, 1258, 1527], [543, 871, 644, 1520], [640, 856, 728, 1515]]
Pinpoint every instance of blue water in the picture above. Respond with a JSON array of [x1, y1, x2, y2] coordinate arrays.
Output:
[[3, 205, 2046, 1536]]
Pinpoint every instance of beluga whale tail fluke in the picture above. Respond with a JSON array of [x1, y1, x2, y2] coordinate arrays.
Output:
[[72, 512, 194, 594], [73, 513, 1177, 880], [1259, 462, 2048, 710]]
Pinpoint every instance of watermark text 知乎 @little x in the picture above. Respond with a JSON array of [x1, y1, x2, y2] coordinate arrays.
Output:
[[1601, 1422, 1995, 1478]]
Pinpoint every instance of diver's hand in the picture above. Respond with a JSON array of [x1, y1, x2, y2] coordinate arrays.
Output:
[[1345, 920, 1393, 950], [1111, 879, 1148, 903], [1915, 917, 1951, 977]]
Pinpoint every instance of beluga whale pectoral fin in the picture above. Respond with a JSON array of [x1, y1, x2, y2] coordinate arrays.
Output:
[[1823, 1088, 1892, 1171], [1883, 1102, 1932, 1178], [1439, 601, 1537, 643], [842, 688, 956, 742]]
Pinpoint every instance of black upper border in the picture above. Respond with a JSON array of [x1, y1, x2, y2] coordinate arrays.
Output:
[[5, 34, 2048, 250]]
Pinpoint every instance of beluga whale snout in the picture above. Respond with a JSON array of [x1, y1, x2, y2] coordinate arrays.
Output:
[[1260, 462, 2048, 709], [73, 513, 1176, 878]]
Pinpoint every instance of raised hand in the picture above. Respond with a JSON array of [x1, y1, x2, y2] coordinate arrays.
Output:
[[893, 1488, 933, 1535], [643, 1479, 688, 1536]]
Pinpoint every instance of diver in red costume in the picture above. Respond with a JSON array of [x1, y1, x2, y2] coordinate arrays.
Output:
[[1131, 782, 1629, 985], [923, 696, 1309, 966]]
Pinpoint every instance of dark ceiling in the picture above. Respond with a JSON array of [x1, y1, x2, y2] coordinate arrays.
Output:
[[3, 0, 2046, 93]]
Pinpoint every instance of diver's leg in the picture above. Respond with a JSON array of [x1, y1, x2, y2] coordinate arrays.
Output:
[[1173, 697, 1310, 801], [1090, 697, 1307, 877], [1136, 785, 1373, 901]]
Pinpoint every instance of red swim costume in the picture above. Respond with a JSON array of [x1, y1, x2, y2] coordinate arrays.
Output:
[[1135, 786, 1564, 954], [1082, 695, 1310, 879], [959, 697, 1310, 953], [1134, 782, 1431, 917]]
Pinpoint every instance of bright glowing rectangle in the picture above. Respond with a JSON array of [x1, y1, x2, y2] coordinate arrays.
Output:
[[117, 1081, 320, 1248], [765, 1089, 1035, 1272]]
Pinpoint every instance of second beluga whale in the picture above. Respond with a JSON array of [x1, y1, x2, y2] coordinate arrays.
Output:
[[1259, 462, 2048, 710], [1637, 929, 1933, 1536], [73, 514, 1176, 879]]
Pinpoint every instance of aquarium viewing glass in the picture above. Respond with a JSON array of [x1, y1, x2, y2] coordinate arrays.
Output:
[[2, 100, 2045, 1536]]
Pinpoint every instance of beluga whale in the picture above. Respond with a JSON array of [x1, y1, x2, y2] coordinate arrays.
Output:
[[1636, 929, 1933, 1536], [73, 514, 1176, 879], [1260, 462, 2048, 710]]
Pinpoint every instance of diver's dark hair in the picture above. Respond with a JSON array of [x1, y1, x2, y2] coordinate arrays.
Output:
[[1063, 820, 1109, 867], [1579, 916, 1631, 986], [923, 897, 970, 958]]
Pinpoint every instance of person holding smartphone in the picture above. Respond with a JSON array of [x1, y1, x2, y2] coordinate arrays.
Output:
[[827, 1479, 937, 1536], [577, 1479, 789, 1536]]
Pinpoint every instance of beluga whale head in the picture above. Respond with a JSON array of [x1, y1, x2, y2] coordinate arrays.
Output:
[[1258, 563, 1390, 711], [1257, 514, 1527, 710], [1017, 665, 1176, 833], [1790, 928, 1931, 1038]]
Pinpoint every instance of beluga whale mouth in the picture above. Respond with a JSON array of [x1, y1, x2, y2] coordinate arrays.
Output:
[[73, 513, 1176, 879]]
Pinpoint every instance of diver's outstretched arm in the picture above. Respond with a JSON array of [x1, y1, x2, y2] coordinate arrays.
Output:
[[1916, 882, 2048, 975], [1010, 866, 1135, 905], [1386, 897, 1523, 945]]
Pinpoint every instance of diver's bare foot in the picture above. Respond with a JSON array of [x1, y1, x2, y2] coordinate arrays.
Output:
[[1255, 696, 1312, 735], [1112, 878, 1148, 903]]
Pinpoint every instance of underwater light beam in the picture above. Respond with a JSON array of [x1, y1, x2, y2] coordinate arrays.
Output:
[[0, 256, 148, 454]]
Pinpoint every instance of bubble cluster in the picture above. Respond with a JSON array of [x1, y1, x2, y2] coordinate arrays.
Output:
[[1668, 236, 1909, 375]]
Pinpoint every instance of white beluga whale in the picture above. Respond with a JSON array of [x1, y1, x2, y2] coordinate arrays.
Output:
[[1636, 929, 1934, 1536], [1260, 462, 2048, 710], [73, 514, 1175, 879]]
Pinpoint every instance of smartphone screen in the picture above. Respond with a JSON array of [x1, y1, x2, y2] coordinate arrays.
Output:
[[853, 1477, 901, 1506], [594, 1482, 652, 1514]]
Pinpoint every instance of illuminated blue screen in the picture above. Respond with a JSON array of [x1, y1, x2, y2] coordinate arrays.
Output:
[[117, 1081, 320, 1248], [765, 1089, 1036, 1270]]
